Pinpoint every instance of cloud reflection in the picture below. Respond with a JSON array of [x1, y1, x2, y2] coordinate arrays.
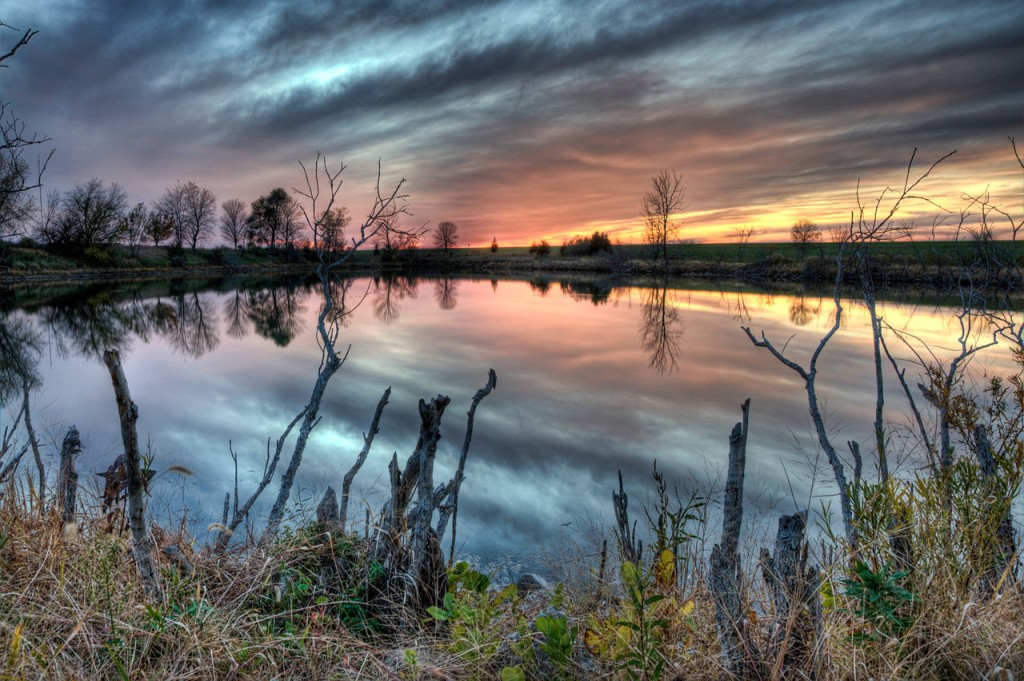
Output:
[[5, 274, 1020, 569]]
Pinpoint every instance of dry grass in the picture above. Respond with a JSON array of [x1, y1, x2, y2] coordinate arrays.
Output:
[[0, 472, 1021, 680]]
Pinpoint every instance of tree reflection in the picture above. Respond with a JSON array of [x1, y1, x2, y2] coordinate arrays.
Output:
[[560, 280, 612, 305], [0, 313, 41, 406], [788, 295, 820, 326], [41, 297, 137, 359], [528, 276, 551, 296], [639, 283, 683, 374], [223, 290, 250, 339], [246, 287, 306, 347], [434, 277, 458, 311], [167, 292, 220, 357], [731, 291, 751, 324], [323, 277, 354, 328], [373, 274, 418, 325]]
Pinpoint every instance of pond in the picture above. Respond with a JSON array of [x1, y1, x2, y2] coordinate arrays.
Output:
[[0, 273, 1018, 575]]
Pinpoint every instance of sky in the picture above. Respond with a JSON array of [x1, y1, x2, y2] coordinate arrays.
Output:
[[2, 0, 1022, 246]]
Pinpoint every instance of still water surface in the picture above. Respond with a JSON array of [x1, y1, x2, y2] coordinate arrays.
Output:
[[1, 274, 1016, 571]]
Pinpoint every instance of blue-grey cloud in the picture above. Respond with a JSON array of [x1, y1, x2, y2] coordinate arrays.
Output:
[[2, 0, 1020, 241]]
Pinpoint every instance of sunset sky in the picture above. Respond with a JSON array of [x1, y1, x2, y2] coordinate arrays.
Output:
[[3, 0, 1021, 246]]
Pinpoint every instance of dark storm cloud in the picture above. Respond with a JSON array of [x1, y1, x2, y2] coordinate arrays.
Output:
[[2, 0, 1020, 239]]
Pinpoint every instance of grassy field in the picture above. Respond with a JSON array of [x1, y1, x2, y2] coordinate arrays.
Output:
[[2, 239, 1021, 289]]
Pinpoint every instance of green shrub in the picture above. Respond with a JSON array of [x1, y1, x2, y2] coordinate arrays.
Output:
[[560, 231, 613, 257], [529, 240, 551, 257], [207, 246, 242, 267], [167, 245, 186, 267], [82, 245, 117, 266]]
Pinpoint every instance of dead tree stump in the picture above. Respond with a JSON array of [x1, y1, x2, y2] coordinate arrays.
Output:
[[316, 486, 341, 529], [761, 511, 822, 679], [709, 399, 760, 679], [56, 426, 81, 526]]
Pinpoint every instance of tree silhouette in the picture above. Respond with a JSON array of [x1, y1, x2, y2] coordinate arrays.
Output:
[[642, 170, 685, 270], [219, 198, 249, 250], [790, 218, 820, 258], [433, 221, 459, 253]]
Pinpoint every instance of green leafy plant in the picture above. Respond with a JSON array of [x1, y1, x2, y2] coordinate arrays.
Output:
[[615, 561, 669, 681], [843, 560, 917, 642], [499, 666, 525, 681], [534, 612, 578, 679], [427, 562, 518, 669]]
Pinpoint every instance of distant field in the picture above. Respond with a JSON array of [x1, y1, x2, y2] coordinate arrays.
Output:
[[3, 239, 1019, 282], [352, 239, 1021, 266]]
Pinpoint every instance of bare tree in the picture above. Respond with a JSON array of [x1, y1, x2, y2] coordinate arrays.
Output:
[[37, 179, 127, 248], [642, 169, 685, 271], [744, 150, 955, 544], [433, 221, 459, 253], [375, 214, 424, 258], [0, 22, 37, 67], [154, 182, 188, 247], [732, 224, 756, 259], [790, 218, 820, 258], [119, 203, 148, 256], [216, 154, 411, 548], [1, 24, 51, 240], [219, 198, 248, 250], [181, 181, 217, 249]]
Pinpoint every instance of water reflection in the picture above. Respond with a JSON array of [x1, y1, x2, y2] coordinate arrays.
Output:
[[0, 313, 41, 403], [434, 277, 459, 311], [244, 287, 307, 347], [41, 292, 159, 359], [788, 295, 820, 327], [373, 273, 418, 325], [560, 279, 613, 305], [168, 292, 221, 357], [1, 274, 1018, 568], [638, 283, 683, 374], [528, 276, 551, 296]]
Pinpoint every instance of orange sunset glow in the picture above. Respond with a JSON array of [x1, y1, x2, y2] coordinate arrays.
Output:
[[3, 1, 1020, 247]]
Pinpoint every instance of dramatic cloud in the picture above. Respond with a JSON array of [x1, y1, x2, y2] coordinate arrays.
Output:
[[3, 0, 1021, 244]]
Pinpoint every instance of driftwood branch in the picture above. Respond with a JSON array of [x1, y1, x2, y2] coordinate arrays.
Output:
[[102, 349, 163, 602], [437, 368, 497, 553], [338, 386, 391, 528], [741, 260, 856, 545]]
